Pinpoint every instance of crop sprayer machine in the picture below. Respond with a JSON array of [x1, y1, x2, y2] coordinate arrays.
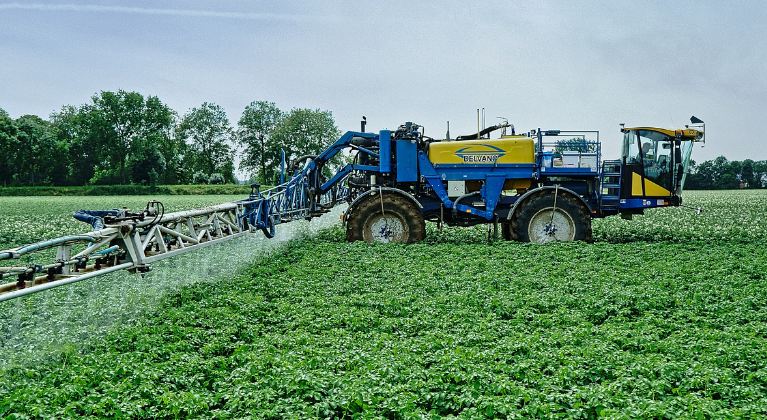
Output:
[[0, 116, 705, 302]]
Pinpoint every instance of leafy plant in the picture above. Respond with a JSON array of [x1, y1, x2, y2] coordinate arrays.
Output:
[[1, 191, 767, 419]]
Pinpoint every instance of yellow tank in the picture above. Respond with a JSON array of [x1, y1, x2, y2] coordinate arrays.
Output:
[[428, 136, 535, 165]]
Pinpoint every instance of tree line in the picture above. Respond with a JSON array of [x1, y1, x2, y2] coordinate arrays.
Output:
[[3, 93, 764, 191], [686, 157, 767, 189], [0, 91, 339, 187]]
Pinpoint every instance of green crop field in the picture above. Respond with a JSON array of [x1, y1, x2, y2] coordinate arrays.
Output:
[[0, 195, 247, 250], [1, 191, 767, 419]]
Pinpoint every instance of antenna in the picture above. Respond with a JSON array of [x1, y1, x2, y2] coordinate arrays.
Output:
[[497, 117, 509, 136], [477, 109, 480, 140]]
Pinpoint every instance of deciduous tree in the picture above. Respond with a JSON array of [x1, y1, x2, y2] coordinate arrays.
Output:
[[237, 101, 284, 184], [176, 103, 235, 182], [14, 115, 65, 186], [0, 108, 19, 186], [269, 108, 341, 183]]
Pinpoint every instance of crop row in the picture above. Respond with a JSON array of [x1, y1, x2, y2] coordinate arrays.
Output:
[[0, 190, 765, 419]]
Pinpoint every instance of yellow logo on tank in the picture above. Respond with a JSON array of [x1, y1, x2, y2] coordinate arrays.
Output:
[[455, 144, 506, 163], [428, 137, 535, 165]]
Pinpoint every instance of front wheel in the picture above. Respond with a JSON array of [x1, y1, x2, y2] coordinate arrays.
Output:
[[511, 191, 591, 243], [346, 192, 426, 243]]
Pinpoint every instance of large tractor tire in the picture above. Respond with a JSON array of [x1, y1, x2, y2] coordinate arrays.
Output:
[[501, 223, 514, 241], [510, 190, 591, 243], [346, 193, 426, 243]]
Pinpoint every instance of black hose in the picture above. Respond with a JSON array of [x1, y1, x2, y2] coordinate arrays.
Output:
[[452, 192, 481, 218], [290, 155, 317, 171], [456, 124, 507, 141], [144, 200, 164, 230]]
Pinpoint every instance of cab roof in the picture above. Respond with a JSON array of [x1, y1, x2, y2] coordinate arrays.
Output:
[[622, 127, 703, 140]]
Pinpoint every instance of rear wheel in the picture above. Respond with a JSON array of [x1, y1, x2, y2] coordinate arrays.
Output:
[[511, 191, 591, 243], [346, 192, 426, 243]]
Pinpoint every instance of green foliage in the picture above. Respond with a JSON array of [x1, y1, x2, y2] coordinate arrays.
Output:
[[0, 184, 253, 196], [88, 167, 121, 185], [209, 173, 225, 185], [45, 92, 177, 187], [49, 104, 97, 186], [270, 108, 342, 171], [554, 137, 598, 153], [192, 171, 209, 185], [176, 102, 235, 183], [132, 148, 166, 186], [0, 107, 20, 187], [237, 101, 284, 184], [236, 103, 341, 185], [88, 90, 175, 185], [687, 156, 767, 189], [13, 114, 64, 187], [2, 191, 767, 419]]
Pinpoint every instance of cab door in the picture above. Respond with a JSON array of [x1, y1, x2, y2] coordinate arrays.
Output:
[[620, 129, 676, 199]]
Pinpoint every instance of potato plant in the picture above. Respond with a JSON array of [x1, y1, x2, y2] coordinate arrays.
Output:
[[1, 190, 767, 419]]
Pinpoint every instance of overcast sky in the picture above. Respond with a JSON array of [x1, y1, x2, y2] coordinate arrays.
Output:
[[1, 1, 765, 163]]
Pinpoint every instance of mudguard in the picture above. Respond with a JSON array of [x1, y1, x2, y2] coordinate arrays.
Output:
[[507, 186, 592, 221], [343, 187, 423, 226]]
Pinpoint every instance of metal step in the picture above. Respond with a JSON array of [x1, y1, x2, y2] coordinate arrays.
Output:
[[599, 159, 622, 213]]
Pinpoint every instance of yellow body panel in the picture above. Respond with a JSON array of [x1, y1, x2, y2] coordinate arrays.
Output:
[[632, 172, 643, 196], [428, 137, 535, 165], [632, 172, 671, 197], [465, 179, 532, 192], [643, 178, 671, 196]]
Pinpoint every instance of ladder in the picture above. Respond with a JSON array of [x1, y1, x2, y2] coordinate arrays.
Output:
[[599, 159, 622, 215]]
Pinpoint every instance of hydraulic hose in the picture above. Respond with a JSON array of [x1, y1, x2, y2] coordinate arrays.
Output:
[[452, 192, 481, 218], [456, 124, 508, 140], [0, 234, 105, 261], [290, 155, 317, 171]]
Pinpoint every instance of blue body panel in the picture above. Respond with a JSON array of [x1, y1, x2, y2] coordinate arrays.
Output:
[[396, 140, 419, 182], [379, 130, 391, 174], [619, 198, 669, 210]]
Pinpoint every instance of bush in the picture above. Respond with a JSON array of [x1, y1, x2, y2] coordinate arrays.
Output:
[[89, 168, 121, 185], [132, 149, 166, 186], [192, 171, 208, 185], [209, 173, 225, 185]]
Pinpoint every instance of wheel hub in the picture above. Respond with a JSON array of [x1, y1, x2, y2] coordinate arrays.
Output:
[[529, 208, 575, 243], [365, 214, 407, 243]]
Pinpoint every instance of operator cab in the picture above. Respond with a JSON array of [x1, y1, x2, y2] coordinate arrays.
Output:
[[620, 124, 703, 201]]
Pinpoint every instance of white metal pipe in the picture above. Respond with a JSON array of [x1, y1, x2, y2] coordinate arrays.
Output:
[[141, 231, 249, 264], [0, 230, 117, 260], [134, 203, 240, 228], [73, 233, 119, 259], [0, 262, 134, 303], [158, 225, 197, 245]]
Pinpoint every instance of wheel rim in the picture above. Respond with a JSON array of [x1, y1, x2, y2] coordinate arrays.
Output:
[[528, 207, 576, 243], [362, 213, 408, 243]]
